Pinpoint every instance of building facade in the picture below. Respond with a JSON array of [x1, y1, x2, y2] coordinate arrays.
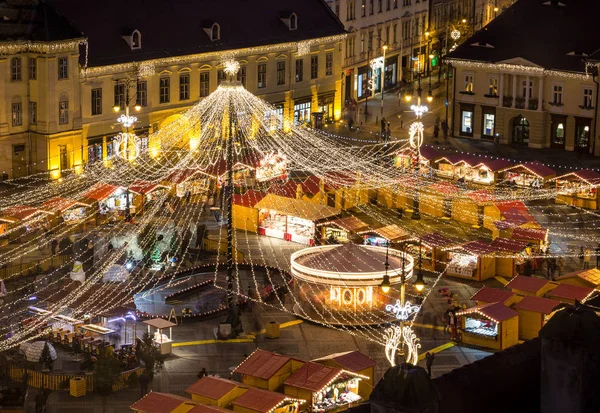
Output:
[[0, 0, 346, 180], [446, 0, 600, 155]]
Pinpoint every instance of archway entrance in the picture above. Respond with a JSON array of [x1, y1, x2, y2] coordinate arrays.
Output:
[[512, 115, 529, 145]]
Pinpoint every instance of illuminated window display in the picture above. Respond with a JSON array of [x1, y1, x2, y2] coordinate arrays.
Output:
[[312, 377, 361, 412], [256, 151, 288, 182], [447, 252, 477, 277], [464, 316, 498, 337], [258, 210, 315, 245]]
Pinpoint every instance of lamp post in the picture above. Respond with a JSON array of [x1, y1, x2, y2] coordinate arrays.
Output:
[[381, 44, 388, 117]]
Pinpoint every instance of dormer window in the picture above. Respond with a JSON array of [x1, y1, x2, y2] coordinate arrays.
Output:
[[280, 12, 298, 30], [122, 29, 142, 50], [211, 23, 220, 41]]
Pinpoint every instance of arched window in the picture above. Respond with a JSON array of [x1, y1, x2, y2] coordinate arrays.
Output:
[[289, 13, 297, 30], [131, 30, 141, 49], [211, 23, 220, 41]]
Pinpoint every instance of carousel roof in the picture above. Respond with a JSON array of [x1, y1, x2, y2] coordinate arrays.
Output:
[[295, 243, 405, 273]]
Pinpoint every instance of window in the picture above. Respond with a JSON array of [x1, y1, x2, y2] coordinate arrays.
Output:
[[346, 37, 355, 58], [461, 109, 473, 134], [58, 57, 68, 79], [552, 85, 563, 105], [11, 57, 21, 81], [488, 77, 498, 96], [294, 101, 311, 124], [402, 21, 410, 40], [369, 0, 373, 14], [394, 0, 398, 8], [290, 14, 297, 29], [386, 0, 390, 10], [159, 77, 170, 103], [91, 88, 102, 115], [217, 69, 226, 85], [114, 83, 125, 110], [368, 31, 373, 51], [551, 115, 566, 146], [211, 23, 220, 41], [237, 66, 246, 87], [59, 101, 69, 125], [179, 74, 190, 100], [277, 61, 286, 85], [132, 30, 141, 49], [378, 0, 382, 12], [335, 3, 340, 16], [310, 56, 318, 79], [295, 59, 303, 82], [393, 24, 397, 43], [12, 103, 22, 126], [483, 113, 495, 137], [361, 0, 366, 16], [200, 72, 210, 96], [521, 80, 533, 98], [29, 102, 37, 125], [347, 0, 356, 20], [464, 75, 474, 92], [258, 63, 267, 88], [360, 33, 365, 53], [325, 53, 333, 76], [137, 81, 147, 106], [28, 57, 36, 80], [583, 87, 593, 108], [88, 143, 103, 163]]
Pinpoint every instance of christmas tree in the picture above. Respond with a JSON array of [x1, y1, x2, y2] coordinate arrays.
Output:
[[151, 245, 162, 264], [39, 342, 53, 371]]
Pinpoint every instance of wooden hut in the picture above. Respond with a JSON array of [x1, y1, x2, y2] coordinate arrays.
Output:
[[419, 146, 442, 175], [470, 286, 517, 307], [232, 190, 266, 233], [452, 189, 495, 226], [185, 376, 248, 407], [128, 181, 169, 215], [232, 388, 304, 413], [311, 351, 376, 400], [130, 392, 193, 413], [323, 171, 371, 210], [41, 197, 90, 227], [555, 268, 600, 290], [444, 240, 496, 281], [317, 216, 368, 243], [434, 154, 470, 179], [234, 349, 304, 392], [546, 284, 595, 305], [358, 224, 410, 246], [483, 200, 540, 239], [457, 302, 519, 350], [420, 182, 460, 218], [510, 227, 548, 251], [0, 205, 54, 241], [163, 168, 209, 198], [300, 176, 328, 206], [553, 169, 600, 209], [418, 232, 453, 272], [505, 275, 556, 297], [497, 162, 556, 188], [490, 238, 529, 278], [514, 296, 560, 340], [468, 159, 514, 185]]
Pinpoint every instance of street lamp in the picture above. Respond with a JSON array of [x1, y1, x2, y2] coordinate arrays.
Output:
[[381, 44, 388, 117], [413, 241, 427, 293], [380, 242, 392, 293]]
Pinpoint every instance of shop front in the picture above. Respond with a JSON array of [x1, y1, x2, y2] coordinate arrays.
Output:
[[357, 66, 370, 100], [457, 303, 519, 350], [554, 169, 600, 209], [444, 241, 496, 281], [82, 183, 130, 220], [164, 168, 210, 199], [498, 162, 556, 188], [128, 181, 169, 215], [317, 216, 368, 244], [514, 296, 560, 340], [434, 155, 474, 179], [318, 92, 336, 122], [468, 159, 514, 185], [490, 238, 528, 278], [294, 98, 312, 125], [256, 151, 288, 183], [383, 56, 398, 91], [418, 232, 453, 272], [42, 197, 90, 226]]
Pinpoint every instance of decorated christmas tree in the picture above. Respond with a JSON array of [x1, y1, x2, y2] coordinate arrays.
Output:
[[39, 342, 53, 371]]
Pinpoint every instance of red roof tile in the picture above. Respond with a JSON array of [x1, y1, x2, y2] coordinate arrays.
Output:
[[515, 296, 560, 314], [512, 227, 548, 242], [458, 240, 497, 256], [470, 287, 515, 304], [82, 183, 123, 201], [505, 276, 550, 293], [233, 190, 266, 208], [267, 181, 299, 198], [548, 284, 594, 302], [301, 176, 323, 195], [312, 351, 375, 372], [490, 238, 528, 253], [232, 388, 288, 413], [457, 302, 518, 322], [419, 146, 441, 160], [42, 197, 88, 212], [556, 268, 600, 287], [185, 376, 241, 400], [130, 392, 190, 413], [427, 182, 461, 196], [284, 362, 342, 392], [129, 181, 167, 195], [420, 232, 453, 248], [474, 159, 514, 172], [165, 168, 201, 184], [187, 405, 231, 413], [0, 205, 49, 222], [321, 216, 368, 232], [234, 349, 294, 380]]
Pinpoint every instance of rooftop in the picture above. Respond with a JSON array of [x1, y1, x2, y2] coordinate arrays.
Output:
[[505, 275, 550, 293], [514, 296, 560, 314], [457, 302, 518, 322], [312, 350, 376, 372], [234, 349, 297, 380], [556, 268, 600, 287], [232, 388, 289, 413], [185, 376, 243, 400], [547, 284, 594, 302], [284, 362, 342, 392], [470, 286, 515, 304], [130, 392, 190, 413]]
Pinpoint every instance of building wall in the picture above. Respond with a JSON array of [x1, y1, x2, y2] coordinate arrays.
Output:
[[516, 309, 543, 341]]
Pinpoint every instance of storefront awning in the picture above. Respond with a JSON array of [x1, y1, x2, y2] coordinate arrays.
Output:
[[255, 193, 340, 222], [81, 183, 125, 202], [42, 197, 91, 212], [0, 205, 53, 223], [128, 181, 169, 195], [457, 302, 518, 322]]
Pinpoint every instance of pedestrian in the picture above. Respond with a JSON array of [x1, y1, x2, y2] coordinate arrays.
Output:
[[197, 367, 208, 379], [425, 352, 435, 377], [400, 117, 404, 129], [386, 122, 391, 142], [433, 124, 440, 139], [549, 258, 557, 281], [557, 256, 564, 277], [546, 257, 556, 280], [441, 121, 448, 139], [35, 390, 45, 413], [186, 190, 192, 205], [584, 247, 591, 269], [380, 117, 386, 137], [579, 246, 585, 268], [138, 371, 150, 398], [51, 239, 58, 256]]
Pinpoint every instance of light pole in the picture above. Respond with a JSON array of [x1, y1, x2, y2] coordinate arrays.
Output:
[[381, 44, 388, 117]]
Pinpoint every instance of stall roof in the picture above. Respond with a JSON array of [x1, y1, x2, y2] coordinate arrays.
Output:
[[81, 183, 124, 202], [501, 162, 556, 178], [323, 171, 359, 190], [319, 216, 368, 232], [359, 224, 408, 241], [267, 181, 299, 199], [232, 388, 291, 413], [96, 305, 136, 318], [143, 318, 177, 329], [450, 240, 497, 256], [0, 205, 52, 223], [556, 268, 600, 288], [165, 168, 201, 184], [435, 154, 472, 165], [511, 227, 548, 242], [515, 296, 560, 314], [301, 176, 323, 195], [42, 197, 90, 212], [470, 287, 515, 304], [284, 362, 343, 392], [185, 376, 243, 399], [255, 193, 340, 222], [554, 169, 600, 185], [312, 350, 376, 372], [420, 232, 453, 248], [233, 190, 266, 208], [465, 190, 495, 204], [505, 276, 551, 293], [234, 349, 300, 380], [200, 159, 257, 178], [128, 181, 168, 195], [130, 391, 191, 413], [490, 238, 528, 253], [187, 406, 230, 413], [420, 146, 441, 160], [474, 159, 514, 172], [456, 302, 518, 323], [426, 182, 461, 196], [547, 284, 595, 302]]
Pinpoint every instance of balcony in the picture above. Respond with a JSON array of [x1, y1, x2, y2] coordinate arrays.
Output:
[[528, 99, 538, 111], [502, 96, 513, 107], [515, 97, 525, 109]]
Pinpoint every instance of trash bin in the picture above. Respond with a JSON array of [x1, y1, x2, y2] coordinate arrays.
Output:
[[70, 377, 86, 397], [265, 321, 280, 339]]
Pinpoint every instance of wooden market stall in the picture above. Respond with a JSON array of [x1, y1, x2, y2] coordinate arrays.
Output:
[[420, 181, 461, 218], [378, 176, 419, 211], [358, 224, 410, 247], [419, 146, 442, 176], [322, 171, 372, 210], [232, 190, 266, 233], [451, 189, 495, 226], [393, 147, 414, 170], [470, 287, 517, 307], [490, 238, 529, 278], [300, 176, 328, 206], [553, 169, 600, 209], [233, 349, 305, 392], [418, 232, 453, 272], [130, 392, 194, 413], [81, 182, 128, 221], [283, 362, 366, 412], [497, 162, 556, 188], [468, 159, 514, 185], [434, 154, 472, 179], [0, 205, 53, 241], [514, 296, 560, 340], [546, 283, 595, 305], [317, 216, 368, 244], [185, 376, 249, 407], [505, 275, 556, 297], [312, 351, 375, 400], [555, 268, 600, 290], [510, 227, 549, 252], [143, 318, 177, 355], [128, 181, 169, 214], [41, 197, 91, 227], [444, 240, 496, 281], [232, 388, 304, 413], [456, 302, 519, 350], [163, 168, 209, 199], [483, 200, 540, 238]]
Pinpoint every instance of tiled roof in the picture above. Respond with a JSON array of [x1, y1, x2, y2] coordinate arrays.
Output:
[[232, 388, 287, 413], [41, 197, 88, 212], [420, 232, 453, 248], [165, 168, 201, 185], [555, 169, 600, 185], [457, 302, 518, 322], [474, 159, 514, 172], [130, 392, 190, 413], [312, 350, 376, 372], [301, 176, 323, 195], [556, 269, 600, 287], [470, 287, 514, 304], [233, 190, 266, 208], [490, 238, 528, 253], [234, 349, 294, 380], [81, 183, 123, 202], [284, 362, 342, 392], [505, 276, 550, 293], [321, 216, 368, 232], [548, 284, 594, 302], [465, 190, 495, 204], [511, 227, 548, 242], [0, 206, 50, 223], [185, 376, 241, 400], [46, 0, 345, 67], [128, 181, 167, 195], [515, 296, 560, 314]]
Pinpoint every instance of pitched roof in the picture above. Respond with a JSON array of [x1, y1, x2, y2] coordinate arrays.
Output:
[[474, 158, 514, 172], [548, 284, 594, 302], [267, 181, 299, 199], [312, 351, 376, 372], [515, 296, 560, 314], [165, 168, 201, 184], [301, 176, 323, 195], [420, 232, 453, 248], [234, 349, 294, 380], [128, 181, 167, 195], [254, 193, 340, 221], [185, 376, 242, 399], [511, 227, 548, 242], [143, 318, 177, 329], [81, 183, 123, 201], [360, 224, 408, 241], [0, 205, 52, 223], [465, 189, 495, 204], [426, 181, 461, 196], [419, 146, 441, 160], [284, 362, 342, 392], [555, 169, 600, 185], [46, 0, 345, 67], [504, 162, 556, 179], [320, 216, 368, 232], [505, 276, 550, 293], [490, 238, 528, 253], [41, 197, 89, 212], [447, 0, 600, 73], [231, 388, 288, 413], [453, 240, 497, 256], [130, 392, 190, 413], [556, 268, 600, 287], [233, 190, 266, 208], [470, 287, 515, 304], [457, 302, 518, 322]]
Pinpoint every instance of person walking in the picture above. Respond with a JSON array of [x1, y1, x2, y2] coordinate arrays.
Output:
[[35, 390, 45, 413], [197, 367, 208, 379], [425, 352, 435, 377], [380, 117, 386, 137], [584, 247, 592, 269], [386, 122, 392, 142], [557, 256, 564, 278], [50, 239, 58, 256], [138, 371, 150, 398], [433, 124, 440, 139], [579, 246, 585, 268]]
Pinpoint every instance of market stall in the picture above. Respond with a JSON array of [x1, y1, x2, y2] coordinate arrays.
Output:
[[444, 241, 496, 281], [451, 189, 495, 226], [164, 168, 210, 199], [232, 388, 304, 413], [468, 159, 514, 185], [553, 169, 600, 209], [81, 183, 129, 221], [77, 323, 116, 352], [470, 286, 517, 307], [420, 182, 460, 218], [41, 197, 91, 226], [317, 216, 368, 244], [379, 176, 419, 211], [255, 194, 340, 245], [434, 154, 477, 180], [456, 302, 519, 350], [232, 190, 266, 233], [143, 318, 177, 355], [323, 171, 370, 210], [555, 268, 600, 290], [0, 205, 53, 240], [418, 232, 453, 272], [419, 146, 441, 177], [358, 224, 409, 246], [514, 296, 560, 340], [128, 181, 169, 215], [505, 275, 556, 297], [256, 151, 288, 182], [498, 162, 556, 188], [510, 227, 548, 252], [483, 200, 540, 238], [312, 351, 375, 400], [490, 238, 529, 278], [546, 284, 594, 305], [300, 176, 327, 205], [393, 147, 414, 170]]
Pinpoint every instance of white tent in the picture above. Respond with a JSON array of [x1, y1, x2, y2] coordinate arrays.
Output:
[[102, 264, 129, 283], [20, 341, 57, 362]]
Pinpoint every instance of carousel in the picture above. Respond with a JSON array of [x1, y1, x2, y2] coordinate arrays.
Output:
[[290, 243, 414, 325]]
